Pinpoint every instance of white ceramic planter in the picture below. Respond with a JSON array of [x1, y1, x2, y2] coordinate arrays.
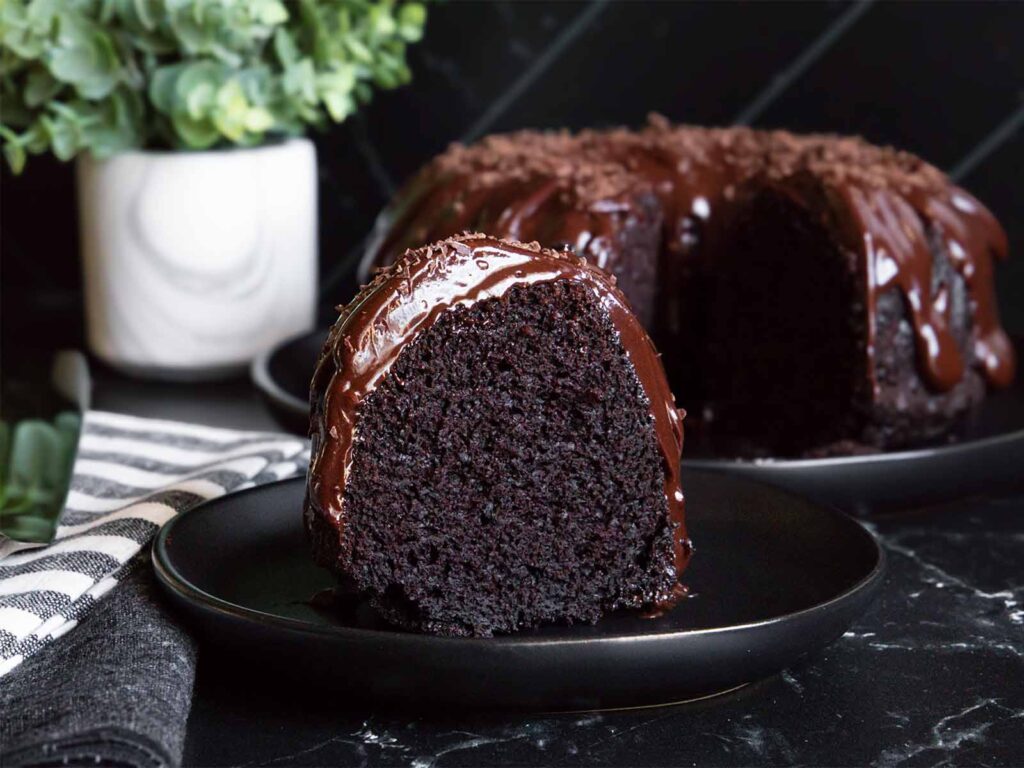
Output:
[[77, 138, 317, 380]]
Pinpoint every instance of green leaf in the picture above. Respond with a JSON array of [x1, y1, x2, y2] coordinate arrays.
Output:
[[255, 0, 288, 26], [212, 78, 250, 141], [8, 420, 61, 492], [282, 57, 316, 103], [133, 0, 158, 31], [321, 90, 353, 122], [397, 3, 426, 42], [55, 411, 82, 440], [317, 64, 356, 122], [185, 79, 215, 118], [24, 66, 63, 107], [2, 0, 54, 59], [173, 59, 226, 123], [244, 106, 273, 133], [236, 64, 273, 105], [166, 2, 209, 56], [41, 107, 84, 161], [171, 110, 218, 148], [23, 121, 49, 152], [318, 64, 355, 96], [367, 5, 397, 39], [344, 36, 372, 64], [85, 86, 144, 156], [148, 62, 186, 114], [49, 125, 80, 160], [48, 9, 122, 99], [0, 126, 28, 173], [272, 27, 298, 66], [0, 412, 80, 544]]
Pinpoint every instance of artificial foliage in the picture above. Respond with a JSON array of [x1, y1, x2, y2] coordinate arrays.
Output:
[[0, 0, 427, 171]]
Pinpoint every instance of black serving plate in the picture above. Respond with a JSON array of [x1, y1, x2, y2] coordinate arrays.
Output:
[[253, 330, 1024, 514], [152, 471, 883, 711], [251, 328, 328, 435]]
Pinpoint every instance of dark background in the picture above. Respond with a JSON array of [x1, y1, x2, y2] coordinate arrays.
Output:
[[2, 0, 1022, 357]]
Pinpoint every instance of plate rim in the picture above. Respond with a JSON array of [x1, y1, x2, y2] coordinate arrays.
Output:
[[251, 327, 1024, 471], [685, 425, 1024, 471], [151, 474, 886, 649]]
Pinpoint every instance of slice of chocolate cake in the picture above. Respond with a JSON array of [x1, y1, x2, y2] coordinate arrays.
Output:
[[308, 234, 690, 636]]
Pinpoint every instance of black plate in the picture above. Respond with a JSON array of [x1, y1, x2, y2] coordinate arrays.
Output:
[[152, 471, 883, 711], [251, 327, 328, 435], [252, 330, 1024, 514]]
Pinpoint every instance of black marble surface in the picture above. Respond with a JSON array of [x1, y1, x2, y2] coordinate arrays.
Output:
[[91, 368, 1024, 768]]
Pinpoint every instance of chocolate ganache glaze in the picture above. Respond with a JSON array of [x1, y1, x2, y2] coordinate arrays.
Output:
[[310, 234, 691, 601], [366, 133, 656, 281], [361, 117, 1014, 402]]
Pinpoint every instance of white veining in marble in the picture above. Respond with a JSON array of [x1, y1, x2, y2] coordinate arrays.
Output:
[[875, 698, 1024, 767]]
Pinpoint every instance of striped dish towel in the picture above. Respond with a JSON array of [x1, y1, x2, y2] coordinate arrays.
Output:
[[0, 410, 309, 677]]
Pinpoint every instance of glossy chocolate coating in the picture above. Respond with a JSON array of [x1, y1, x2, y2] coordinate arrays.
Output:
[[311, 234, 691, 604], [361, 118, 1014, 396]]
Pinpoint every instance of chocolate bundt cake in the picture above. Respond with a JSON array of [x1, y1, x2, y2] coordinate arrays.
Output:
[[361, 118, 1015, 457], [307, 234, 689, 636]]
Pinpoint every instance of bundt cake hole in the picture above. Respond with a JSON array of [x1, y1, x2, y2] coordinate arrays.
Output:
[[692, 185, 863, 456]]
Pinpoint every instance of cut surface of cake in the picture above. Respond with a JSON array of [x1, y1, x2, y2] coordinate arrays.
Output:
[[360, 118, 1015, 457], [307, 234, 689, 636]]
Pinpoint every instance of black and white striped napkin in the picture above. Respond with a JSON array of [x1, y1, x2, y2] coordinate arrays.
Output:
[[0, 410, 309, 676]]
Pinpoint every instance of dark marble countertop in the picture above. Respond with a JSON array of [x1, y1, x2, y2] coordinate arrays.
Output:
[[93, 370, 1023, 768]]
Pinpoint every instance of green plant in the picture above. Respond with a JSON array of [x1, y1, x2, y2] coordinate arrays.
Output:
[[0, 0, 427, 172], [0, 413, 81, 543]]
